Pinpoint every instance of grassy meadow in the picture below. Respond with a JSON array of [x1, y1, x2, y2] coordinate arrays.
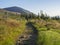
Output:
[[0, 11, 27, 45], [32, 19, 60, 45], [0, 10, 60, 45]]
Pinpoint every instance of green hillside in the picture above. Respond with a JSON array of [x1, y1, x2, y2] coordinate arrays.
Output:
[[32, 19, 60, 45], [0, 9, 60, 45], [0, 10, 27, 45]]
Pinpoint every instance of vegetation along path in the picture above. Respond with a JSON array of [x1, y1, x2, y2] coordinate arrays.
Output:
[[16, 22, 38, 45]]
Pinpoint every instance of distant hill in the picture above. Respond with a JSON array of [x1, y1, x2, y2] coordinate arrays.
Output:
[[3, 6, 32, 14]]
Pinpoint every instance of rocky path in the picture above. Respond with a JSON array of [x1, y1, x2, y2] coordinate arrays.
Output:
[[16, 22, 38, 45]]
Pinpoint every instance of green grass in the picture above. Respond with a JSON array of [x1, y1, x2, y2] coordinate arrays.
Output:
[[0, 18, 27, 45], [1, 10, 60, 45], [0, 11, 28, 45], [37, 30, 60, 45], [32, 20, 60, 45]]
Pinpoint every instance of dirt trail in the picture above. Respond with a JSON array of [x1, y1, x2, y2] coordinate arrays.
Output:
[[16, 22, 38, 45]]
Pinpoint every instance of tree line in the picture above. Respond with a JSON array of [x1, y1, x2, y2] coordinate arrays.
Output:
[[3, 11, 60, 21]]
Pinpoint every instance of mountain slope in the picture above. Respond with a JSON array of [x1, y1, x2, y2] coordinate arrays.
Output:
[[3, 6, 32, 14]]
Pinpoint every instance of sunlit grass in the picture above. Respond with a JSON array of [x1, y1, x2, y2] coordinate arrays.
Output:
[[0, 18, 26, 45], [32, 20, 60, 45], [37, 31, 60, 45]]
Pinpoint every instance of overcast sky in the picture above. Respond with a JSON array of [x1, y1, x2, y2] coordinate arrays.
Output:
[[0, 0, 60, 16]]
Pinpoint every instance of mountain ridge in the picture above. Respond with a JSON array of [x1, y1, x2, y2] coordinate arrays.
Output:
[[3, 6, 33, 14]]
